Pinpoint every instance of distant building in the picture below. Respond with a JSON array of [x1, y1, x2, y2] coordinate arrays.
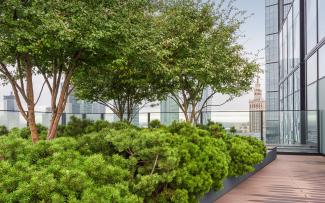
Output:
[[42, 107, 52, 127], [92, 102, 106, 114], [160, 88, 212, 125], [64, 86, 106, 116], [80, 101, 93, 114], [65, 93, 80, 114], [160, 97, 179, 125], [197, 87, 212, 124], [249, 79, 265, 133], [3, 92, 17, 111], [113, 106, 139, 126], [2, 92, 20, 128]]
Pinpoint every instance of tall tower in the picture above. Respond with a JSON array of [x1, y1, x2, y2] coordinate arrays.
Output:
[[249, 79, 265, 133], [2, 92, 20, 128], [3, 92, 18, 111]]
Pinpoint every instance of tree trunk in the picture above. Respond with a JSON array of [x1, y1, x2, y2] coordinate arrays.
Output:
[[47, 74, 71, 140], [27, 105, 39, 143], [47, 112, 62, 140], [25, 58, 39, 143]]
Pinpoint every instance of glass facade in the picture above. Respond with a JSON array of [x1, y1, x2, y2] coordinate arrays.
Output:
[[265, 0, 325, 153], [265, 0, 280, 144]]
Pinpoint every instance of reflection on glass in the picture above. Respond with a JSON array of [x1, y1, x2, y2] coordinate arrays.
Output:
[[319, 45, 325, 79], [307, 83, 317, 110], [319, 0, 325, 41], [306, 0, 317, 52], [307, 111, 318, 144], [307, 53, 317, 85]]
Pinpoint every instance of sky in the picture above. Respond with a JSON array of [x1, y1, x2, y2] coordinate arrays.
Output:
[[0, 0, 266, 115]]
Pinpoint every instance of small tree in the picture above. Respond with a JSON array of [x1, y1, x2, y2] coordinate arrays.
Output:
[[0, 0, 142, 140], [157, 0, 260, 124], [230, 126, 237, 134], [73, 1, 171, 123]]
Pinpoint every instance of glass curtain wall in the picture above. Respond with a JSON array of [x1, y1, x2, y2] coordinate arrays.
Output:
[[265, 0, 280, 144], [280, 0, 325, 151]]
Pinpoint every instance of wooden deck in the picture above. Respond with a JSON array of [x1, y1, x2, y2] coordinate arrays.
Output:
[[216, 155, 325, 203]]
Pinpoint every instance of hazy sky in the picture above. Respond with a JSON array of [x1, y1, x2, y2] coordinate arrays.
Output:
[[0, 0, 266, 113]]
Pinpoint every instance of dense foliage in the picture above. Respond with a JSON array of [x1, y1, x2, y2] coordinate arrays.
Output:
[[0, 125, 8, 136], [156, 0, 260, 123], [0, 120, 266, 202], [72, 0, 172, 123]]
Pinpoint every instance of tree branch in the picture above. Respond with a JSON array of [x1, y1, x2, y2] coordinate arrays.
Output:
[[150, 154, 159, 175], [34, 80, 46, 105]]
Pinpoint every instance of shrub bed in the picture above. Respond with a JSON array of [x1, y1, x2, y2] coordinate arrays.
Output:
[[0, 120, 266, 203]]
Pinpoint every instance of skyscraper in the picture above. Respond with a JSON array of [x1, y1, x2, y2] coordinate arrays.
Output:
[[42, 107, 52, 127], [249, 79, 265, 133], [3, 92, 17, 111], [65, 93, 80, 114], [92, 102, 106, 114], [265, 0, 325, 154], [2, 92, 20, 128], [265, 0, 282, 143]]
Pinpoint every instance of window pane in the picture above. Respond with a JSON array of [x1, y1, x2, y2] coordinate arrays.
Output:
[[294, 68, 300, 92], [294, 91, 300, 110], [307, 53, 317, 85], [288, 94, 293, 110], [284, 79, 288, 98], [283, 21, 288, 76], [319, 0, 325, 41], [280, 83, 283, 100], [266, 0, 278, 6], [306, 0, 317, 52], [265, 63, 279, 91], [319, 78, 325, 153], [288, 9, 293, 69], [307, 83, 317, 110], [280, 30, 284, 79], [288, 74, 293, 95], [293, 14, 300, 67], [319, 45, 325, 79], [307, 110, 318, 144], [266, 34, 279, 63], [319, 78, 325, 110], [265, 5, 278, 34]]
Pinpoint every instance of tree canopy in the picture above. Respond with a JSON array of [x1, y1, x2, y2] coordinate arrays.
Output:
[[72, 0, 173, 123], [0, 0, 155, 140], [157, 0, 260, 123]]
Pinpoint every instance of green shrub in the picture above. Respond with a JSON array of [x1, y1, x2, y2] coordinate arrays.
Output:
[[169, 121, 209, 137], [0, 136, 141, 203], [0, 122, 267, 203], [59, 117, 135, 137], [63, 116, 94, 137], [227, 136, 266, 177], [85, 120, 111, 133], [109, 121, 138, 131], [106, 128, 229, 202], [148, 119, 164, 129], [197, 121, 227, 139], [18, 124, 48, 140], [0, 125, 9, 136]]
